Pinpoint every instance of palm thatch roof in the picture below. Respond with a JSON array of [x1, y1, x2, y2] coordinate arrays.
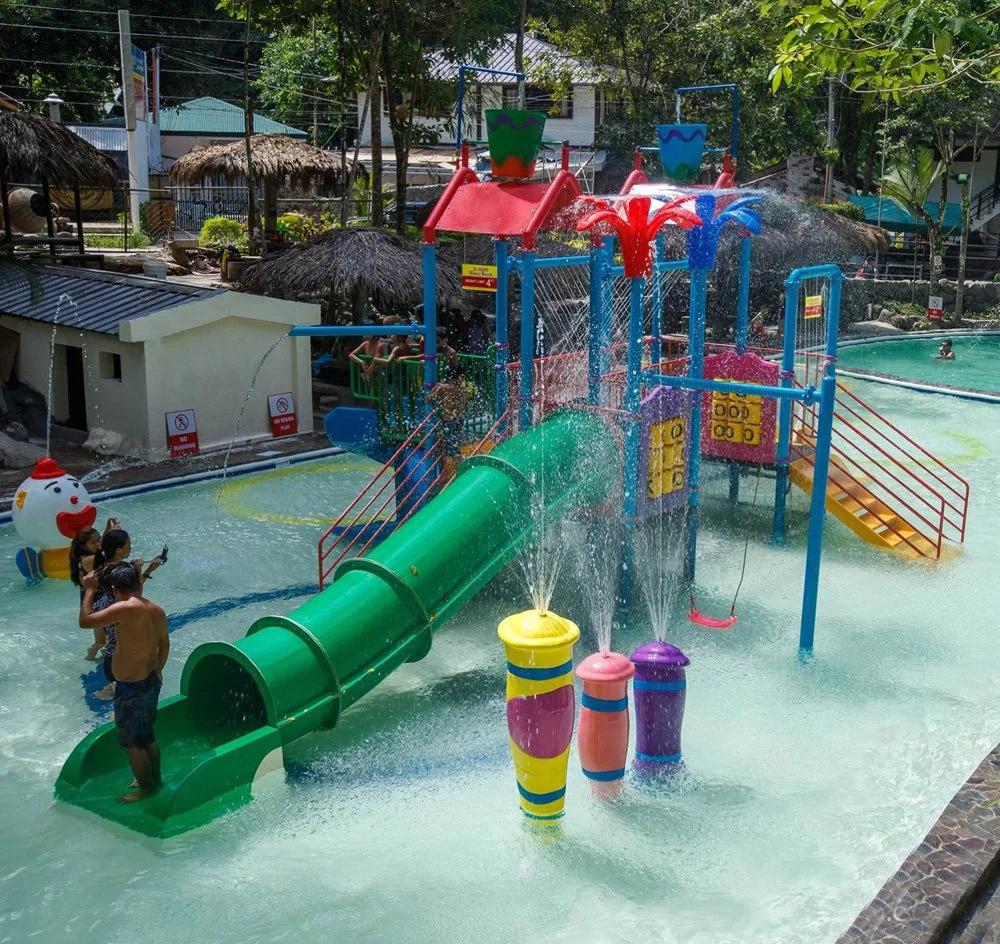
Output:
[[0, 109, 118, 189], [240, 226, 460, 307], [169, 134, 346, 187]]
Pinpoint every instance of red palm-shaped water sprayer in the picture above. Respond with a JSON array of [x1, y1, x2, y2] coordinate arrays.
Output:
[[575, 195, 702, 277]]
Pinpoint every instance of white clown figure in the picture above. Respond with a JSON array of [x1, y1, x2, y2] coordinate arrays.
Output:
[[12, 458, 98, 581]]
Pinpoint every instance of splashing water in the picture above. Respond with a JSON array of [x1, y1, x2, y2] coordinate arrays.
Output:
[[568, 511, 623, 653], [517, 491, 567, 614], [635, 510, 687, 642], [215, 335, 287, 504], [45, 294, 78, 456]]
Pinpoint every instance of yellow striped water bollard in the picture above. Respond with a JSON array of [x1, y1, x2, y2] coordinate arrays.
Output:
[[497, 609, 580, 822]]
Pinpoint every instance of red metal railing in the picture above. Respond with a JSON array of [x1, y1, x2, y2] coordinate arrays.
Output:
[[317, 411, 445, 588], [789, 365, 969, 558]]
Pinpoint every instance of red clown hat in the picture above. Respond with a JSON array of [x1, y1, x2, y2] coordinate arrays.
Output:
[[30, 457, 66, 480]]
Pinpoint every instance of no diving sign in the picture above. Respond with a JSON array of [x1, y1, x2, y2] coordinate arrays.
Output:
[[268, 392, 297, 438], [165, 409, 200, 458]]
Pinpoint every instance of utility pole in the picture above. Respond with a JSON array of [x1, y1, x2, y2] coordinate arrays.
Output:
[[824, 77, 835, 203], [311, 17, 318, 147], [243, 0, 258, 243], [117, 9, 141, 230]]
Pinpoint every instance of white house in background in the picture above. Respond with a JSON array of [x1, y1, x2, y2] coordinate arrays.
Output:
[[926, 137, 1000, 240], [0, 267, 316, 456], [356, 34, 612, 184]]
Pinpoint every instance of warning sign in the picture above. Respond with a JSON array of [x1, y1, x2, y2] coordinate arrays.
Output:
[[928, 295, 944, 321], [804, 294, 823, 320], [165, 409, 200, 458], [461, 263, 498, 293], [267, 392, 298, 438]]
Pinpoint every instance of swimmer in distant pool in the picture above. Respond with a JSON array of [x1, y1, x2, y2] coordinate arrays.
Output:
[[937, 339, 955, 360]]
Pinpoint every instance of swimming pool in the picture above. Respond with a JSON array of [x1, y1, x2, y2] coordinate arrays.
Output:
[[837, 333, 1000, 396], [2, 389, 1000, 943]]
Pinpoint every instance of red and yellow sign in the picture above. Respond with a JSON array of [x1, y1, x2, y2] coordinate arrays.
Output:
[[804, 294, 823, 320], [461, 263, 498, 293], [165, 409, 199, 458]]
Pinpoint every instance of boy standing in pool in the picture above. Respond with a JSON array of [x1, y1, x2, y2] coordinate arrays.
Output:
[[937, 339, 955, 360], [80, 563, 169, 804]]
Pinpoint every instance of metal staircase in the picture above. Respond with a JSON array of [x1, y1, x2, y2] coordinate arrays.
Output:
[[789, 376, 969, 560]]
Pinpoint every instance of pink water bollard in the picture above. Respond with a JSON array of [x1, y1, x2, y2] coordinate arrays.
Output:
[[575, 651, 635, 797]]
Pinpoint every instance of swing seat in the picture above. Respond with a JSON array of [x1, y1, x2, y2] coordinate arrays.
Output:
[[688, 607, 737, 630]]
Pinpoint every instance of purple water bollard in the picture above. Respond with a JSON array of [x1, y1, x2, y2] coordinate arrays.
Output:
[[630, 641, 690, 769]]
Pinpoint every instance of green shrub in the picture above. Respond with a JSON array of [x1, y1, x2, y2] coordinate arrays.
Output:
[[276, 212, 328, 242], [199, 216, 248, 251], [83, 233, 152, 249], [817, 201, 866, 222]]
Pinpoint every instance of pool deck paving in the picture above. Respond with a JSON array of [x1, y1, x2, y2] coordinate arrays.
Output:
[[0, 431, 336, 516], [839, 744, 1000, 943]]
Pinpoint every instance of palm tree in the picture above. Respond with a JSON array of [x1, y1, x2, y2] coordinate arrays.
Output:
[[881, 145, 944, 292]]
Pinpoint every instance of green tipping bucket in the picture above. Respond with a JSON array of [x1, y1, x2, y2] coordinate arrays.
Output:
[[655, 123, 707, 183], [485, 109, 547, 179]]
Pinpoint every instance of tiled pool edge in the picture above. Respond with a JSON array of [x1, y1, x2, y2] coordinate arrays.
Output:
[[838, 745, 1000, 944]]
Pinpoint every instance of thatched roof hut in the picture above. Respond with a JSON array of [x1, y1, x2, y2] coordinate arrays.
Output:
[[0, 109, 118, 189], [240, 226, 459, 314], [169, 134, 345, 189]]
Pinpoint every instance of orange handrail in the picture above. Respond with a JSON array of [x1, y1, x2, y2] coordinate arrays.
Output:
[[318, 412, 443, 587]]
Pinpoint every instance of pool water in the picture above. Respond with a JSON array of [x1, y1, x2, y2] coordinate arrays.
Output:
[[2, 391, 1000, 944], [837, 333, 1000, 392]]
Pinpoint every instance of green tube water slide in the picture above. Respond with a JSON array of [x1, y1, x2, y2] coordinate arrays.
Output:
[[56, 410, 618, 837]]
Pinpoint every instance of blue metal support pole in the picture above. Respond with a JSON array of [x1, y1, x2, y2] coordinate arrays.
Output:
[[651, 233, 665, 366], [519, 249, 537, 430], [597, 237, 614, 383], [532, 255, 591, 269], [587, 242, 603, 405], [735, 235, 752, 354], [642, 373, 820, 404], [675, 83, 740, 163], [773, 280, 799, 543], [494, 238, 510, 420], [798, 270, 843, 655], [422, 243, 438, 400], [686, 267, 708, 579], [619, 275, 645, 612]]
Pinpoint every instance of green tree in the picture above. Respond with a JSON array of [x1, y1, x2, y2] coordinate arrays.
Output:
[[541, 0, 818, 175], [256, 30, 361, 146], [880, 145, 944, 291], [766, 0, 1000, 96], [0, 0, 256, 121]]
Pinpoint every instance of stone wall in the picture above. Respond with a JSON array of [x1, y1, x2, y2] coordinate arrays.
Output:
[[842, 279, 1000, 323]]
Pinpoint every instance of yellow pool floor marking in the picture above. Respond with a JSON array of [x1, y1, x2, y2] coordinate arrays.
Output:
[[216, 461, 391, 527]]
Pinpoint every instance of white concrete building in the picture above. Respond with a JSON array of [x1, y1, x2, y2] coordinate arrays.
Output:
[[0, 267, 317, 457]]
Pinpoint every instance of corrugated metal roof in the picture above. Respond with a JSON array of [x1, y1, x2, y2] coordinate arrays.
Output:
[[67, 125, 128, 153], [0, 266, 222, 335], [429, 34, 608, 84], [158, 97, 308, 138]]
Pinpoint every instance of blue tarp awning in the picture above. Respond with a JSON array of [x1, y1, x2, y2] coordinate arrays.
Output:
[[848, 195, 964, 235]]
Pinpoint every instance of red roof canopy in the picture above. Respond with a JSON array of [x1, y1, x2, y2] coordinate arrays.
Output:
[[426, 170, 585, 248]]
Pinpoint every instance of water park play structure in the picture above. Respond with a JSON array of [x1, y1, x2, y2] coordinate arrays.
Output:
[[54, 85, 970, 837]]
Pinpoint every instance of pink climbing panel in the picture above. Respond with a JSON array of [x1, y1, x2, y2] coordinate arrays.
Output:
[[700, 351, 779, 464]]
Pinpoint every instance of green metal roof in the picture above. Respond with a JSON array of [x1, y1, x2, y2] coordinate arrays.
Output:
[[102, 97, 307, 137], [848, 195, 964, 235]]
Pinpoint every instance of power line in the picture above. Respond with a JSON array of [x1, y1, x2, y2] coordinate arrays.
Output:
[[8, 2, 247, 24], [0, 57, 117, 69], [0, 21, 267, 43]]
